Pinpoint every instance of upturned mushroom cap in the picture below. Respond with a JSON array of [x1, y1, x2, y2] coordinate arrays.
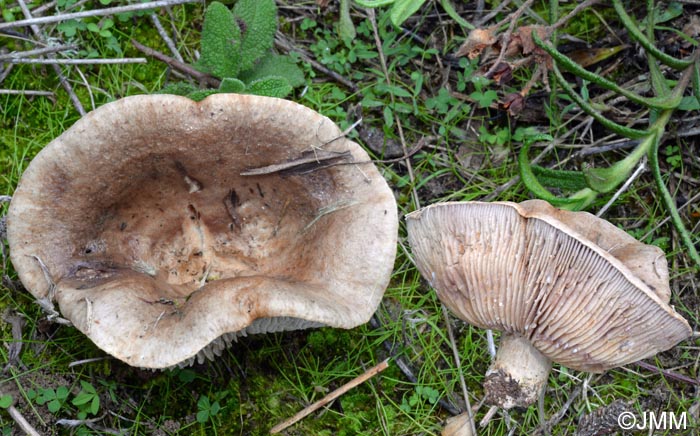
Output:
[[406, 200, 691, 373], [8, 94, 398, 369]]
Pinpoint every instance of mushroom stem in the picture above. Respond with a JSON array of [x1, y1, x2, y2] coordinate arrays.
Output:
[[483, 334, 552, 409]]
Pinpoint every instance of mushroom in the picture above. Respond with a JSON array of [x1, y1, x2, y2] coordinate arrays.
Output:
[[406, 200, 691, 409], [7, 94, 398, 369]]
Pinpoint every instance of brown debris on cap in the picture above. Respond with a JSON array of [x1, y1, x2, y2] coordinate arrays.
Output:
[[7, 94, 398, 369], [407, 200, 691, 408]]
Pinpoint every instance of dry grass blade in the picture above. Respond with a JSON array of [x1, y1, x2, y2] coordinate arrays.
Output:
[[269, 358, 390, 434]]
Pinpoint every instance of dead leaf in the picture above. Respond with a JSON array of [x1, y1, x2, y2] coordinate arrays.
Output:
[[456, 27, 497, 59]]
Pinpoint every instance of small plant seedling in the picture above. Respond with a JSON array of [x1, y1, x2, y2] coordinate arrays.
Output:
[[196, 395, 222, 424], [29, 386, 69, 413], [160, 0, 304, 101], [72, 381, 100, 418], [0, 394, 12, 409]]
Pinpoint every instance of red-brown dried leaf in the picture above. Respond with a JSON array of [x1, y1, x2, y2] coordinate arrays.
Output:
[[502, 92, 525, 116]]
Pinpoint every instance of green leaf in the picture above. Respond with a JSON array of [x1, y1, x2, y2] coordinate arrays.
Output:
[[353, 0, 395, 7], [196, 410, 209, 423], [612, 0, 692, 70], [246, 76, 292, 98], [439, 0, 474, 29], [470, 89, 498, 108], [196, 1, 242, 79], [232, 0, 278, 72], [219, 77, 246, 93], [90, 396, 99, 415], [187, 90, 221, 102], [48, 399, 62, 413], [238, 54, 305, 88], [72, 393, 93, 406], [518, 134, 597, 210], [583, 137, 650, 193], [0, 394, 12, 409], [338, 0, 357, 44], [390, 0, 426, 26], [87, 22, 100, 32], [158, 83, 200, 97]]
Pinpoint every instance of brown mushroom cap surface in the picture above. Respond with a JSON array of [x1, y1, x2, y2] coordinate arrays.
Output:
[[406, 200, 691, 372], [8, 94, 398, 368]]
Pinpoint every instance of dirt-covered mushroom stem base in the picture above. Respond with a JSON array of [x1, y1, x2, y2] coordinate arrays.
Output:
[[483, 334, 552, 409]]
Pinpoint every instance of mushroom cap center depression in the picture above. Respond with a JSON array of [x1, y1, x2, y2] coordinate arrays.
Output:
[[66, 153, 335, 300]]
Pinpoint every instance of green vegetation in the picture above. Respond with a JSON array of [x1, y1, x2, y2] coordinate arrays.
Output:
[[1, 0, 699, 434], [160, 0, 304, 100]]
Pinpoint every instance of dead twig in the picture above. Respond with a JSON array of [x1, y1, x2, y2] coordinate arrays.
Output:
[[367, 8, 420, 209], [131, 39, 220, 88], [0, 44, 77, 61], [7, 58, 147, 64], [269, 358, 390, 433], [15, 0, 85, 115], [0, 89, 54, 96], [150, 12, 184, 63], [0, 0, 199, 30], [442, 306, 477, 436], [274, 31, 359, 93]]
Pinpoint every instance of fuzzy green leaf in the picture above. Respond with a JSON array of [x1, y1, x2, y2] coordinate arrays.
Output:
[[390, 0, 427, 26], [238, 54, 305, 88], [247, 76, 292, 98], [338, 0, 357, 44], [0, 394, 12, 409], [219, 77, 246, 93], [583, 137, 650, 193], [232, 0, 278, 72], [187, 89, 221, 102], [196, 1, 242, 79], [158, 83, 199, 97], [518, 134, 597, 210]]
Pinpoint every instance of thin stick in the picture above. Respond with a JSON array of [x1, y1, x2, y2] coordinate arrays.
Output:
[[269, 358, 390, 434], [16, 0, 85, 115], [367, 8, 420, 209], [0, 44, 77, 61], [0, 0, 199, 30], [442, 306, 477, 436], [0, 89, 54, 96], [596, 157, 646, 218], [274, 32, 358, 92], [7, 58, 147, 65], [68, 356, 110, 368], [131, 39, 220, 88], [150, 12, 184, 63], [6, 404, 42, 436]]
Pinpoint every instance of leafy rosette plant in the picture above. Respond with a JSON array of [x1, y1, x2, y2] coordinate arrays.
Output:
[[161, 0, 304, 100]]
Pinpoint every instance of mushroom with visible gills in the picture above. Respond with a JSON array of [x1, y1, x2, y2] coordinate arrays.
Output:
[[406, 200, 692, 409], [7, 94, 398, 369]]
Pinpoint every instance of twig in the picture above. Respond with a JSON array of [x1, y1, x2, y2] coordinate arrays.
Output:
[[484, 0, 536, 78], [0, 89, 54, 96], [6, 404, 42, 436], [367, 8, 420, 209], [550, 0, 601, 30], [269, 358, 390, 433], [68, 356, 111, 368], [131, 39, 220, 88], [0, 44, 77, 61], [442, 306, 477, 436], [16, 0, 85, 115], [150, 12, 184, 63], [596, 157, 646, 218], [0, 0, 199, 30], [634, 361, 700, 386], [7, 58, 147, 64], [531, 387, 582, 436], [274, 32, 358, 92], [369, 314, 462, 415]]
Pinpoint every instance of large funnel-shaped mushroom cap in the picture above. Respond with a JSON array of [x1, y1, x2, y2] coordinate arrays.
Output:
[[406, 200, 691, 372], [8, 94, 398, 368]]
